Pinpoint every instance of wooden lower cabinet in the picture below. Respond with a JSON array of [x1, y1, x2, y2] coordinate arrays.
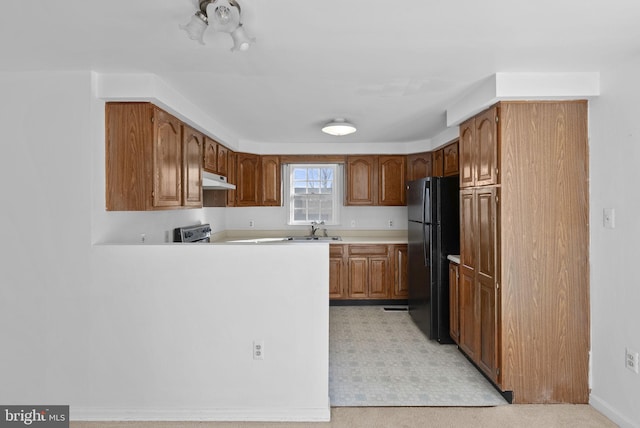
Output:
[[449, 262, 460, 344], [329, 245, 346, 299], [330, 243, 407, 301]]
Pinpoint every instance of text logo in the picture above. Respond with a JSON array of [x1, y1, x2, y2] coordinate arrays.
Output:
[[0, 406, 68, 428]]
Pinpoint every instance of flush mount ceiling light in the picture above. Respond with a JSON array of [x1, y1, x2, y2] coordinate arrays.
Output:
[[180, 0, 255, 51], [321, 118, 357, 136]]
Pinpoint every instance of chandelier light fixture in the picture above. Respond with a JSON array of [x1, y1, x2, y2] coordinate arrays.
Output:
[[321, 118, 357, 136], [180, 0, 254, 51]]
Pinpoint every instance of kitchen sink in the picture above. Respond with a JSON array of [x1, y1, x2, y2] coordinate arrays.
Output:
[[287, 236, 342, 241]]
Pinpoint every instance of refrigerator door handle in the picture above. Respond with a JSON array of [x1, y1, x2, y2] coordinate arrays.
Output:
[[423, 223, 430, 267]]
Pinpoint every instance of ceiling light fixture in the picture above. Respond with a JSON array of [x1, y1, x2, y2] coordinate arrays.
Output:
[[322, 118, 357, 136], [180, 0, 254, 51]]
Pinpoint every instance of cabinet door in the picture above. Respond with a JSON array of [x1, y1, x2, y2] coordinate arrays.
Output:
[[458, 265, 478, 360], [236, 152, 260, 206], [203, 137, 218, 173], [182, 125, 203, 207], [393, 245, 408, 299], [459, 118, 475, 188], [407, 152, 432, 180], [260, 155, 281, 206], [345, 156, 376, 205], [226, 150, 237, 207], [432, 149, 444, 177], [475, 186, 499, 382], [329, 245, 346, 299], [475, 106, 498, 186], [478, 274, 499, 382], [443, 141, 459, 177], [476, 187, 498, 283], [217, 144, 228, 176], [378, 155, 406, 206], [460, 189, 476, 271], [348, 257, 369, 298], [153, 108, 182, 208], [449, 263, 460, 344], [368, 257, 389, 298]]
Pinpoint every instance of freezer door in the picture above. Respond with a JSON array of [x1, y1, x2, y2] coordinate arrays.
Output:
[[407, 178, 428, 222]]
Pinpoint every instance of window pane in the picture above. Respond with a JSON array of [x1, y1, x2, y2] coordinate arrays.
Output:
[[287, 164, 339, 225]]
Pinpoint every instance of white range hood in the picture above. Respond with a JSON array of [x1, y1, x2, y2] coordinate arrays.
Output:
[[202, 171, 236, 190]]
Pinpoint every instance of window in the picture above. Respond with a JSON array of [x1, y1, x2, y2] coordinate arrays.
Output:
[[285, 164, 341, 225]]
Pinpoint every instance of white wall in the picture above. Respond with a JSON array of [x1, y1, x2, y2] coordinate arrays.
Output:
[[588, 58, 640, 428], [0, 72, 329, 422]]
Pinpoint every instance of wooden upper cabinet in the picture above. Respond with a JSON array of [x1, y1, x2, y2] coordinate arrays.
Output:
[[345, 156, 377, 205], [236, 152, 261, 206], [459, 118, 475, 188], [378, 155, 406, 206], [152, 108, 183, 208], [459, 106, 498, 187], [226, 150, 237, 207], [407, 152, 432, 180], [443, 140, 459, 176], [203, 137, 218, 173], [345, 155, 406, 206], [475, 106, 499, 186], [106, 102, 204, 211], [217, 144, 228, 176], [260, 155, 281, 206], [432, 149, 444, 177], [203, 137, 229, 176], [182, 125, 204, 208]]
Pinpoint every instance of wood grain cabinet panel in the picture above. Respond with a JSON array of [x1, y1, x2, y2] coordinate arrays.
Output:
[[236, 152, 261, 206], [203, 137, 218, 173], [443, 140, 459, 176], [432, 149, 444, 177], [449, 262, 460, 344], [226, 150, 237, 206], [407, 152, 432, 180], [217, 144, 228, 176], [378, 156, 406, 205], [459, 118, 475, 188], [392, 245, 408, 299], [260, 155, 281, 206], [182, 125, 204, 208], [330, 244, 403, 301], [105, 102, 202, 211], [345, 156, 377, 205], [329, 245, 346, 299], [456, 101, 589, 404]]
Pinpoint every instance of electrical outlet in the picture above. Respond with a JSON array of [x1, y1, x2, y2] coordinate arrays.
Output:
[[626, 348, 639, 374], [350, 220, 356, 228], [253, 340, 264, 360], [140, 233, 146, 243], [249, 220, 255, 228], [388, 219, 393, 228]]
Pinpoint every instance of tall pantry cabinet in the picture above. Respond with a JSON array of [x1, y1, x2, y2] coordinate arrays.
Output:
[[457, 101, 589, 404]]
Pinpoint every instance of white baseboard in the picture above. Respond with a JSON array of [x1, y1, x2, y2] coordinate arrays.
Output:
[[590, 393, 638, 428], [71, 406, 331, 422]]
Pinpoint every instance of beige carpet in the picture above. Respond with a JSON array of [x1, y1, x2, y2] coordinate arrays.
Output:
[[71, 405, 616, 428]]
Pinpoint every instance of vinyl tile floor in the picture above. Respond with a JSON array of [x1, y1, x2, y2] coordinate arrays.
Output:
[[329, 305, 508, 407]]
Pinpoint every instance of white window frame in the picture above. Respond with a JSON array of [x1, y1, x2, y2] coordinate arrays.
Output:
[[284, 163, 342, 226]]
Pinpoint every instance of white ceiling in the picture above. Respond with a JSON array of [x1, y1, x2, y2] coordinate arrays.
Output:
[[2, 0, 639, 146]]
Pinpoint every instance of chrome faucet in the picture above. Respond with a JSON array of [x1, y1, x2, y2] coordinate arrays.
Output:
[[310, 220, 325, 237]]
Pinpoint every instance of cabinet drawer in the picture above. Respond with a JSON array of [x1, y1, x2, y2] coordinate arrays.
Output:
[[348, 244, 389, 256], [330, 244, 345, 257]]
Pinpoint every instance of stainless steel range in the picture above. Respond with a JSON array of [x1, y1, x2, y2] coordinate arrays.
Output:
[[173, 224, 212, 243]]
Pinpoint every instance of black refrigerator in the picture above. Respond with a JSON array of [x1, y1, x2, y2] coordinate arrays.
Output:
[[407, 177, 459, 343]]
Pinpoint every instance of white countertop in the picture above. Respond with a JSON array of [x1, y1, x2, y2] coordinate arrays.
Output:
[[212, 229, 408, 245], [447, 254, 460, 264]]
